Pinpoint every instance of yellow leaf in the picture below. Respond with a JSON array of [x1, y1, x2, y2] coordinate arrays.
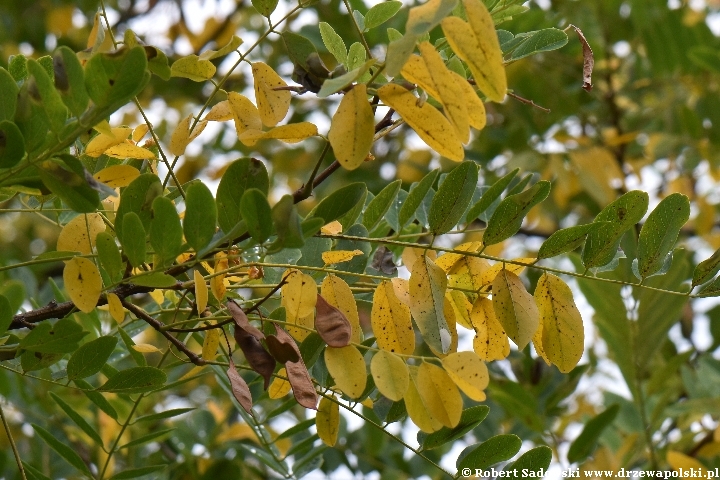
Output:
[[533, 273, 584, 373], [441, 351, 489, 401], [405, 365, 443, 433], [448, 256, 490, 292], [132, 124, 149, 143], [471, 297, 510, 361], [402, 246, 436, 272], [321, 274, 362, 343], [417, 362, 462, 428], [492, 269, 539, 350], [479, 258, 534, 287], [202, 328, 220, 361], [93, 165, 141, 188], [666, 451, 708, 476], [269, 368, 292, 399], [85, 127, 132, 157], [441, 0, 506, 102], [107, 293, 125, 323], [194, 270, 208, 313], [204, 100, 234, 122], [322, 249, 364, 265], [171, 55, 217, 82], [328, 84, 375, 170], [238, 122, 318, 147], [94, 120, 114, 137], [456, 75, 487, 130], [370, 350, 409, 401], [371, 281, 414, 355], [324, 345, 367, 399], [132, 343, 161, 353], [433, 295, 459, 357], [447, 290, 473, 329], [434, 241, 483, 272], [282, 270, 317, 341], [570, 147, 625, 207], [378, 83, 464, 161], [321, 221, 343, 235], [211, 257, 228, 302], [409, 254, 452, 354], [227, 92, 262, 136], [252, 62, 291, 127], [57, 213, 105, 255], [149, 289, 164, 305], [104, 142, 156, 160], [391, 277, 411, 306], [87, 12, 104, 50], [316, 396, 340, 447], [63, 257, 102, 313], [170, 113, 207, 157]]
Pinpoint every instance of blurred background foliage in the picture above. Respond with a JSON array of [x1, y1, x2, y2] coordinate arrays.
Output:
[[3, 0, 720, 478]]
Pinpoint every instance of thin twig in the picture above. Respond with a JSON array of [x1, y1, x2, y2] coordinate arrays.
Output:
[[507, 92, 551, 113], [0, 401, 26, 480]]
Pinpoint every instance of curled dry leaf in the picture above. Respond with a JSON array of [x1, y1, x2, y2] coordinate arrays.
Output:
[[227, 300, 264, 340], [315, 294, 352, 347], [265, 334, 300, 363], [274, 325, 318, 409], [570, 25, 594, 91], [230, 301, 275, 389], [226, 358, 253, 413], [371, 246, 397, 275]]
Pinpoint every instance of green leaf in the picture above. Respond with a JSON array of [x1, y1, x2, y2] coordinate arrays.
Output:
[[364, 1, 403, 30], [363, 180, 402, 231], [150, 196, 184, 266], [409, 255, 450, 354], [170, 55, 216, 82], [134, 408, 195, 423], [399, 169, 439, 228], [282, 32, 318, 72], [50, 392, 104, 446], [122, 212, 147, 268], [144, 46, 172, 80], [22, 462, 51, 480], [504, 28, 568, 61], [19, 317, 87, 354], [84, 46, 149, 108], [120, 428, 174, 449], [428, 162, 478, 235], [108, 465, 168, 479], [252, 0, 279, 16], [319, 22, 348, 66], [74, 378, 118, 419], [418, 405, 489, 450], [8, 54, 28, 81], [200, 35, 243, 60], [115, 173, 162, 240], [504, 446, 553, 475], [456, 434, 522, 471], [240, 188, 273, 244], [0, 295, 11, 337], [216, 158, 269, 233], [483, 180, 550, 246], [32, 424, 93, 476], [317, 59, 376, 98], [271, 194, 305, 249], [347, 42, 366, 71], [98, 366, 167, 394], [20, 350, 63, 372], [567, 405, 619, 464], [183, 182, 217, 252], [465, 168, 519, 223], [53, 46, 89, 117], [693, 247, 720, 288], [67, 336, 118, 380], [637, 193, 690, 279], [27, 59, 67, 133], [39, 154, 100, 213], [96, 232, 123, 284], [537, 222, 609, 260], [0, 120, 25, 168], [0, 68, 19, 121], [309, 182, 368, 224], [131, 272, 177, 287], [582, 191, 649, 269], [118, 327, 147, 367]]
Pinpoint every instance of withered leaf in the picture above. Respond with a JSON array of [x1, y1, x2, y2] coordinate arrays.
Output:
[[234, 325, 276, 390], [226, 359, 253, 413], [275, 325, 318, 409], [571, 25, 594, 92], [227, 300, 265, 341], [372, 246, 397, 275], [266, 334, 300, 363], [315, 294, 352, 347]]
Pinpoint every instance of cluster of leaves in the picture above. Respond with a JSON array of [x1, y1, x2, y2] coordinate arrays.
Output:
[[2, 0, 720, 478]]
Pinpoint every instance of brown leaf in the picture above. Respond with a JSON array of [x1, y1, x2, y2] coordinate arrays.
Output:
[[266, 334, 300, 363], [275, 325, 318, 409], [571, 25, 594, 92], [315, 294, 352, 347], [227, 300, 264, 341], [371, 246, 397, 275], [226, 359, 253, 413], [234, 325, 276, 390]]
